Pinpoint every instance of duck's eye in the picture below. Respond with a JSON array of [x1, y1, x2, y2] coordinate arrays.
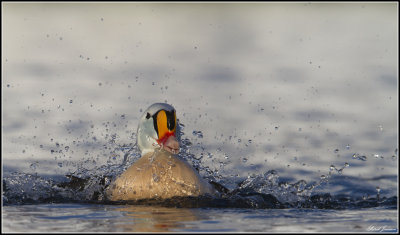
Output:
[[146, 113, 151, 119]]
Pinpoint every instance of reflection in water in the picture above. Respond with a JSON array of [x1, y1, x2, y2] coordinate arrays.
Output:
[[112, 205, 202, 232]]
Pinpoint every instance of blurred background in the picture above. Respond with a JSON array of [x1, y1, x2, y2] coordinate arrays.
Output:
[[2, 3, 398, 197]]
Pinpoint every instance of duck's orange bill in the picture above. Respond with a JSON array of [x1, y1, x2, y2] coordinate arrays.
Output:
[[155, 110, 176, 145]]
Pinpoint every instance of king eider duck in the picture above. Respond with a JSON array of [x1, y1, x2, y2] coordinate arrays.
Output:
[[107, 103, 217, 201]]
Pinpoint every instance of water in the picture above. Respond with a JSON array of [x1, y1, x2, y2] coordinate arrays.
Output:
[[2, 204, 397, 232], [2, 2, 398, 233]]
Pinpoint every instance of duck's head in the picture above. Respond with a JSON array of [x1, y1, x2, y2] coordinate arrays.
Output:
[[137, 103, 179, 155]]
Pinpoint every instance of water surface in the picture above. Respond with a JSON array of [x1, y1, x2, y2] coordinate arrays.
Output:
[[2, 203, 397, 233]]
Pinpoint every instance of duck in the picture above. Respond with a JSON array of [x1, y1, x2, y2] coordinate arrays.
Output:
[[106, 103, 217, 201]]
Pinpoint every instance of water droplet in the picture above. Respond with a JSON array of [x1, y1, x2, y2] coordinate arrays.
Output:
[[242, 157, 248, 163], [98, 82, 102, 86], [192, 130, 203, 138], [329, 165, 336, 171], [58, 162, 63, 167], [346, 144, 350, 150], [298, 128, 302, 131], [152, 82, 155, 85], [373, 154, 380, 158], [7, 84, 10, 87], [152, 173, 159, 182], [344, 162, 349, 167], [69, 99, 73, 104], [320, 175, 327, 180], [376, 186, 381, 193], [30, 162, 38, 170], [352, 153, 367, 161], [378, 125, 383, 131], [334, 149, 339, 153], [22, 149, 26, 153], [100, 18, 104, 21], [65, 146, 69, 151], [39, 144, 43, 148], [275, 126, 279, 130]]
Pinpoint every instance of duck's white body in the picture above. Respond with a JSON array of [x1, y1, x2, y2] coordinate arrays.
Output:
[[108, 149, 215, 200], [107, 103, 216, 201]]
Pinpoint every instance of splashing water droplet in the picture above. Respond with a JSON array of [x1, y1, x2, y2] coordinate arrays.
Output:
[[376, 186, 381, 193], [352, 153, 367, 161], [192, 130, 203, 138], [152, 173, 160, 182], [30, 162, 38, 170]]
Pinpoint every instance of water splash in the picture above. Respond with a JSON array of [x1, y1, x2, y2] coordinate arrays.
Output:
[[2, 121, 397, 210]]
